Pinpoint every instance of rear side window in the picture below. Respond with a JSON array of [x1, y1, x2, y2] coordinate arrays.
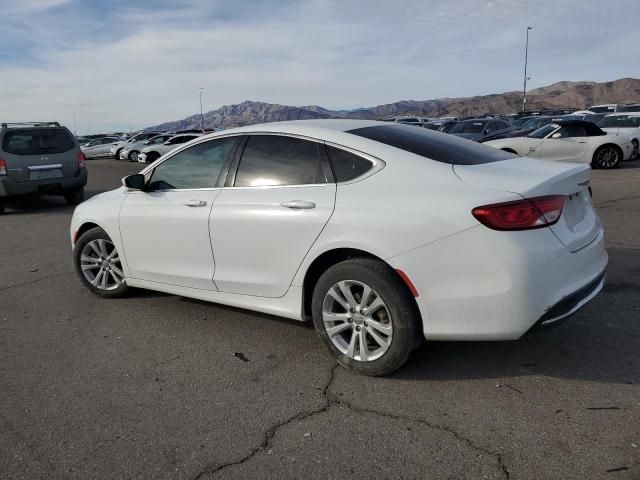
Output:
[[557, 126, 587, 138], [347, 124, 515, 165], [327, 146, 373, 182], [234, 135, 328, 187], [148, 136, 239, 190], [2, 128, 75, 156]]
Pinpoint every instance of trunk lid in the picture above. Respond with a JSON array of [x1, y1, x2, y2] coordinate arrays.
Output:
[[454, 157, 600, 252]]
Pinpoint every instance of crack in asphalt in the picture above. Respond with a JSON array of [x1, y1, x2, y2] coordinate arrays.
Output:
[[194, 363, 510, 480], [0, 271, 74, 292]]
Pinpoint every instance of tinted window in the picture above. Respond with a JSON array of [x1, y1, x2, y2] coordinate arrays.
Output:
[[234, 135, 327, 187], [2, 128, 75, 156], [347, 124, 514, 165], [148, 137, 239, 190], [169, 135, 197, 145], [528, 124, 558, 139], [597, 115, 640, 128], [327, 146, 373, 182], [449, 121, 487, 134], [557, 126, 587, 138]]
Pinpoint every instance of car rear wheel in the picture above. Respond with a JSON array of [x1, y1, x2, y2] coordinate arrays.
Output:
[[74, 227, 130, 298], [311, 258, 421, 376], [632, 139, 639, 160], [64, 187, 85, 206], [0, 200, 5, 214], [128, 150, 138, 162], [592, 145, 621, 169]]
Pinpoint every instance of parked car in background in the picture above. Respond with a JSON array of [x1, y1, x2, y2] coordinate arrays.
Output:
[[81, 136, 121, 159], [393, 117, 433, 127], [120, 133, 174, 162], [485, 120, 633, 168], [587, 104, 618, 114], [617, 104, 640, 113], [70, 120, 607, 375], [137, 133, 201, 163], [0, 121, 87, 213], [423, 120, 458, 133], [110, 132, 163, 160], [448, 118, 514, 142], [596, 113, 640, 159]]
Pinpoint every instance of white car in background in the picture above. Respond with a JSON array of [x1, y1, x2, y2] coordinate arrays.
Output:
[[485, 120, 633, 169], [120, 133, 173, 162], [596, 113, 640, 159], [110, 132, 163, 160], [80, 136, 121, 159], [137, 133, 202, 164], [70, 120, 607, 376]]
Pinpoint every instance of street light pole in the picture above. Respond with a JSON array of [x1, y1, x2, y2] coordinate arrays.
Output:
[[199, 88, 204, 131], [522, 26, 532, 112]]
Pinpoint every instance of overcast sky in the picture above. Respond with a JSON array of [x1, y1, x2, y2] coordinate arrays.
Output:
[[1, 0, 638, 134]]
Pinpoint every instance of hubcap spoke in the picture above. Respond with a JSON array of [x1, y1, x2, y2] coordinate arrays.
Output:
[[359, 329, 369, 362], [363, 296, 384, 315], [367, 318, 392, 336], [338, 281, 358, 309], [325, 322, 352, 337], [346, 329, 358, 358], [327, 286, 350, 311], [366, 326, 390, 352], [323, 311, 350, 323]]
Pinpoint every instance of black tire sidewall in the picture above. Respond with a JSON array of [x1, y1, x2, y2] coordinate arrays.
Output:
[[73, 227, 129, 298], [594, 146, 620, 169], [64, 187, 85, 205], [311, 259, 419, 376]]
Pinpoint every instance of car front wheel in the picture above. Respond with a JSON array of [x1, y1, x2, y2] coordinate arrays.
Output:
[[128, 151, 138, 162], [311, 258, 421, 376], [74, 227, 130, 298]]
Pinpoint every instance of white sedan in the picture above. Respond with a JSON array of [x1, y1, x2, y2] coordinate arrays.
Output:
[[70, 120, 607, 375], [137, 133, 202, 163], [596, 113, 640, 159], [485, 120, 633, 169]]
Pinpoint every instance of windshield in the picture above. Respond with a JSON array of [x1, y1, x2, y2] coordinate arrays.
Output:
[[597, 115, 640, 128], [528, 124, 558, 139], [521, 117, 553, 130], [449, 121, 487, 134], [2, 128, 75, 155]]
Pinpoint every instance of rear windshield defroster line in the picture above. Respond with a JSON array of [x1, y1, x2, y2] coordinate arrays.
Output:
[[347, 124, 515, 165]]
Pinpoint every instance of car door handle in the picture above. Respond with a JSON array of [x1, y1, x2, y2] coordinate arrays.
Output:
[[529, 147, 536, 152], [280, 200, 316, 209], [183, 200, 207, 207]]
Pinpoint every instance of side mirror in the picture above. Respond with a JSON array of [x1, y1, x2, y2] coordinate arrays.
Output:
[[123, 174, 146, 190], [551, 133, 562, 139]]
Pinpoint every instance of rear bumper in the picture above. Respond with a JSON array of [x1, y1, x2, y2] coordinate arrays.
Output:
[[388, 224, 608, 341], [0, 169, 87, 197]]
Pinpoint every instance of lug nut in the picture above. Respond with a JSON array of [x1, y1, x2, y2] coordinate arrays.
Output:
[[356, 326, 361, 332], [348, 318, 353, 323], [364, 322, 368, 327]]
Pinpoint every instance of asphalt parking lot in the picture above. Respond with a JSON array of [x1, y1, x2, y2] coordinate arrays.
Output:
[[1, 158, 639, 480]]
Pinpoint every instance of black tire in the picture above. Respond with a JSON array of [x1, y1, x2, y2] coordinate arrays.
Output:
[[73, 227, 130, 298], [113, 149, 122, 160], [592, 145, 622, 169], [145, 152, 160, 163], [632, 139, 639, 160], [0, 200, 5, 214], [311, 258, 421, 376], [128, 150, 139, 162], [64, 187, 85, 206]]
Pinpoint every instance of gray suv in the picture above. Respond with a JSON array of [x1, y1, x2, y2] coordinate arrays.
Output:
[[0, 122, 88, 214]]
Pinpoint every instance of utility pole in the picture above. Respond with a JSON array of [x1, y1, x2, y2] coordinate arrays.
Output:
[[522, 26, 532, 112], [72, 112, 77, 135], [199, 87, 205, 131]]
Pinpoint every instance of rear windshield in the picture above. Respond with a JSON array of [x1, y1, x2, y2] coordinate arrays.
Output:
[[2, 128, 75, 156], [347, 124, 515, 165]]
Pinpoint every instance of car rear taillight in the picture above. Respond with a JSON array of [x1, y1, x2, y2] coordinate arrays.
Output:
[[0, 158, 6, 176], [77, 151, 86, 168], [472, 195, 565, 231]]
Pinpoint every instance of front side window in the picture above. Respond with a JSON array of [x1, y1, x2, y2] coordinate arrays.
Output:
[[327, 146, 373, 182], [147, 137, 239, 190], [449, 121, 487, 134], [234, 135, 328, 187], [556, 126, 587, 138], [528, 124, 558, 139]]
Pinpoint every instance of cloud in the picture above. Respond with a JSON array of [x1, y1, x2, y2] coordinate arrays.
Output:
[[0, 0, 638, 133]]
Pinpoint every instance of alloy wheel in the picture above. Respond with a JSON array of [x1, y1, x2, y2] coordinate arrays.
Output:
[[596, 147, 619, 168], [80, 239, 124, 290], [322, 280, 393, 362]]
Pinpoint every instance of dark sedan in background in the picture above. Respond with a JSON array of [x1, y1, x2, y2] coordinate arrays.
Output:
[[447, 118, 514, 142]]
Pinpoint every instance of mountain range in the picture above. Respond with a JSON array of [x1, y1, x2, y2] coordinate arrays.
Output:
[[146, 77, 640, 131]]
